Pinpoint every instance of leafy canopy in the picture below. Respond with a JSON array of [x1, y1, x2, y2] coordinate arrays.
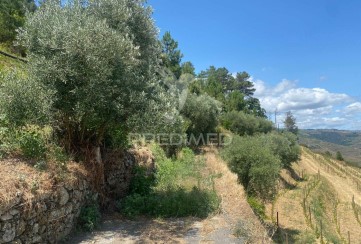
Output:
[[17, 0, 161, 152]]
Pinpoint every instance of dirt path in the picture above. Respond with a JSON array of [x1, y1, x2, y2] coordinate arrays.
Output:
[[66, 147, 269, 244]]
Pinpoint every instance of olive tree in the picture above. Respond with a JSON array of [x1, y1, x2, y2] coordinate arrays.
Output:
[[17, 0, 161, 154]]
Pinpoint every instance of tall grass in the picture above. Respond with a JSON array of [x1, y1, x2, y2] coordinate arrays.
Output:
[[119, 144, 220, 218]]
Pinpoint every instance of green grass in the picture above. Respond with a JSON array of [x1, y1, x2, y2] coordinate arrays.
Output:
[[119, 144, 220, 218], [308, 178, 343, 243], [0, 45, 23, 73]]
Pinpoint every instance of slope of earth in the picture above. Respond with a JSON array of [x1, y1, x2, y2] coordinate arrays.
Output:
[[0, 45, 24, 72], [269, 147, 361, 243], [66, 147, 270, 244]]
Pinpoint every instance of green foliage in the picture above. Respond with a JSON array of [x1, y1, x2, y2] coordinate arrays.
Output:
[[161, 31, 183, 79], [119, 145, 220, 218], [19, 129, 46, 159], [199, 66, 232, 100], [181, 93, 221, 139], [261, 131, 301, 168], [309, 179, 342, 243], [222, 135, 281, 200], [233, 72, 255, 97], [336, 151, 344, 161], [78, 203, 101, 232], [0, 71, 52, 126], [284, 111, 298, 135], [225, 91, 246, 112], [17, 0, 161, 152], [247, 196, 266, 219], [120, 187, 219, 218], [129, 166, 156, 196], [220, 111, 273, 136], [181, 61, 195, 76], [324, 150, 332, 158], [0, 0, 36, 47]]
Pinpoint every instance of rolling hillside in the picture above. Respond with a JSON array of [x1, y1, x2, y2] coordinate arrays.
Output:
[[299, 129, 361, 167], [269, 147, 361, 243]]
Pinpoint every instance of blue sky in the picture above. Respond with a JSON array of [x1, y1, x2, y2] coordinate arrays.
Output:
[[149, 0, 361, 129]]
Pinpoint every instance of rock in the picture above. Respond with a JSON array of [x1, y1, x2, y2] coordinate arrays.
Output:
[[58, 187, 69, 206], [2, 223, 16, 243], [9, 209, 19, 216], [1, 212, 13, 221], [35, 202, 47, 214], [16, 220, 26, 236], [73, 190, 82, 202], [33, 223, 39, 234], [31, 235, 42, 243], [39, 225, 46, 234]]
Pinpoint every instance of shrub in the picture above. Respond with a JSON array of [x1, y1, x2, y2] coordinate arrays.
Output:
[[78, 203, 101, 232], [19, 129, 46, 160], [120, 187, 219, 218], [119, 145, 219, 218], [220, 111, 273, 136], [336, 151, 344, 161], [261, 132, 301, 168], [181, 93, 221, 139], [0, 71, 52, 127], [222, 135, 281, 200], [129, 166, 156, 196]]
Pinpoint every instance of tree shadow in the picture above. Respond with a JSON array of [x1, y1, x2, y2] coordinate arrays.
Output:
[[65, 214, 198, 243], [287, 166, 305, 182], [272, 227, 301, 244]]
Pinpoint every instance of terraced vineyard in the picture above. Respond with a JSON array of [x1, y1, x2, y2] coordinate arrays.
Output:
[[269, 147, 361, 243]]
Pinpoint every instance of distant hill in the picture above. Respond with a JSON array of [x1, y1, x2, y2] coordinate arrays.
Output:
[[299, 129, 361, 167]]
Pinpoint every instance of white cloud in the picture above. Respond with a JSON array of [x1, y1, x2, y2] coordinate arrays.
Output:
[[344, 102, 361, 114], [252, 78, 360, 129]]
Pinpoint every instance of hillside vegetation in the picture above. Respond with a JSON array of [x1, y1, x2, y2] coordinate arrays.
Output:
[[299, 129, 361, 167], [0, 0, 304, 243], [269, 147, 361, 243]]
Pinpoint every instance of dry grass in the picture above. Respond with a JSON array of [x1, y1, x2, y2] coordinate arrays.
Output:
[[0, 157, 88, 213], [201, 146, 271, 243]]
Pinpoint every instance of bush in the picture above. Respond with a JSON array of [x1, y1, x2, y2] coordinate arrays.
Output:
[[0, 71, 52, 127], [120, 187, 219, 218], [119, 145, 219, 218], [222, 135, 281, 200], [181, 93, 221, 140], [261, 132, 300, 168], [19, 129, 46, 160], [78, 203, 101, 232], [220, 111, 273, 136], [129, 166, 156, 196], [336, 151, 344, 161]]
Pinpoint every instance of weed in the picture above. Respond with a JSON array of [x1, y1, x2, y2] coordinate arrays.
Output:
[[247, 196, 266, 220], [78, 203, 101, 232], [119, 145, 220, 219], [19, 130, 46, 159]]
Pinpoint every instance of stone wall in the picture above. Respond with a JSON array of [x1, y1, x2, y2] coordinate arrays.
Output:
[[104, 146, 155, 199], [0, 177, 93, 244], [0, 146, 154, 243]]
